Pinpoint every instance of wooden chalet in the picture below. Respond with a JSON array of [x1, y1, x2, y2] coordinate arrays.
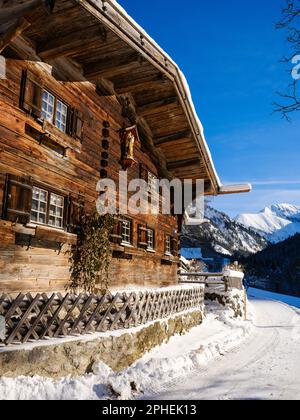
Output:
[[0, 0, 250, 295]]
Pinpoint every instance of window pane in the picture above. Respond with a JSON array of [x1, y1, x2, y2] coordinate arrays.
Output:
[[165, 236, 171, 254], [121, 220, 131, 244], [49, 205, 55, 216], [56, 207, 63, 217], [39, 202, 46, 213], [38, 214, 46, 224], [55, 99, 68, 133], [148, 172, 157, 194], [42, 90, 55, 123], [147, 229, 154, 250], [56, 196, 64, 207], [50, 195, 56, 205], [49, 193, 64, 229], [33, 189, 39, 199], [56, 218, 62, 228], [31, 187, 64, 229], [30, 187, 48, 225], [40, 191, 47, 202], [31, 200, 38, 211]]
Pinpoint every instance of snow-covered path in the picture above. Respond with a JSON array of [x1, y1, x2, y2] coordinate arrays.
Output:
[[145, 290, 300, 401]]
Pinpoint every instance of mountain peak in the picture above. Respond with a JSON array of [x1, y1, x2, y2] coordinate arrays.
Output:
[[269, 203, 300, 219], [236, 203, 300, 243]]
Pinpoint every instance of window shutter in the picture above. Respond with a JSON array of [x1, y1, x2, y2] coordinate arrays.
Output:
[[138, 224, 148, 248], [67, 196, 84, 234], [66, 108, 84, 142], [3, 174, 33, 224], [171, 237, 178, 256], [20, 70, 43, 118], [66, 108, 74, 137], [110, 219, 122, 244], [74, 110, 84, 142]]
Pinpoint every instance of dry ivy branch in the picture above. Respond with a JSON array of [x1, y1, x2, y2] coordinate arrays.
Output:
[[274, 0, 300, 119], [69, 208, 117, 293]]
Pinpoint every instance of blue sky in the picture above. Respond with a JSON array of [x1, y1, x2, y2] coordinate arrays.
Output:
[[118, 0, 300, 217]]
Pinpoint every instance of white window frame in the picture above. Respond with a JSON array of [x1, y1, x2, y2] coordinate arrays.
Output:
[[121, 219, 132, 246], [41, 90, 55, 124], [30, 185, 65, 230], [31, 186, 48, 226], [165, 235, 172, 256], [148, 171, 157, 195], [48, 192, 64, 229], [41, 89, 68, 134], [147, 228, 155, 251], [55, 99, 68, 133]]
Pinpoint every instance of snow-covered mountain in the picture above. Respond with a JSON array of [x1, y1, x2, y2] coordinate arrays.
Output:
[[182, 205, 268, 257], [236, 204, 300, 244]]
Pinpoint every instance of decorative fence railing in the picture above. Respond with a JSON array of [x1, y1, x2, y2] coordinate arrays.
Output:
[[0, 287, 204, 346]]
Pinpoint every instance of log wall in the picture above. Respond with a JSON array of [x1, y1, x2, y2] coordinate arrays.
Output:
[[0, 58, 179, 294]]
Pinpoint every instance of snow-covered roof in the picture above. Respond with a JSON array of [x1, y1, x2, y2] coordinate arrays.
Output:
[[2, 0, 251, 196], [94, 0, 251, 196]]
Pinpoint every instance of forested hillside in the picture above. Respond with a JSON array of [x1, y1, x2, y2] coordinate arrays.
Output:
[[243, 234, 300, 297]]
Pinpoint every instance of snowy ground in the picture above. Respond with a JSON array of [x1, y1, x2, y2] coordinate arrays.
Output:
[[148, 288, 300, 401], [0, 288, 300, 400]]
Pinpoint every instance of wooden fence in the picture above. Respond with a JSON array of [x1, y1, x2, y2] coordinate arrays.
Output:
[[0, 287, 204, 346]]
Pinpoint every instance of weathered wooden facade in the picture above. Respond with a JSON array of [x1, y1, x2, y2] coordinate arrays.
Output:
[[0, 0, 250, 295]]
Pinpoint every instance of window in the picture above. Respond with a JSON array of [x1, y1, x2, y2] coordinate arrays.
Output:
[[31, 186, 65, 229], [147, 228, 155, 251], [42, 90, 54, 124], [121, 219, 132, 245], [148, 171, 157, 195], [55, 99, 68, 133], [165, 235, 171, 255], [31, 187, 48, 225], [41, 89, 68, 133], [20, 72, 84, 142], [49, 193, 64, 228]]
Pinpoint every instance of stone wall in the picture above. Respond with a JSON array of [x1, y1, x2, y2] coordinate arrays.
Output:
[[205, 287, 246, 319], [0, 309, 203, 379]]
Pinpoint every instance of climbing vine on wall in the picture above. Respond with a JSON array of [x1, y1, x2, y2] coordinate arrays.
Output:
[[69, 208, 117, 293]]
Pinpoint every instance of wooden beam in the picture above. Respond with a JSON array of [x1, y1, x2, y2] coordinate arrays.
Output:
[[84, 52, 142, 79], [37, 25, 108, 59], [153, 130, 192, 146], [96, 77, 116, 96], [136, 96, 179, 117], [0, 17, 31, 53], [114, 74, 169, 94], [0, 0, 42, 25], [167, 158, 201, 171]]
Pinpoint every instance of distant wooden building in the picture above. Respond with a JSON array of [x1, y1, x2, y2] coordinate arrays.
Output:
[[0, 0, 250, 294]]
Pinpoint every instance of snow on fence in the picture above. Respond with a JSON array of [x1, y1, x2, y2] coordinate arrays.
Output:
[[0, 287, 204, 346]]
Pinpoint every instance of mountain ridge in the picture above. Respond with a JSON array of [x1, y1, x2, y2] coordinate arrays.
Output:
[[182, 204, 268, 257], [236, 203, 300, 243]]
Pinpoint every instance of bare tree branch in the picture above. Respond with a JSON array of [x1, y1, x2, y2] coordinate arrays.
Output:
[[275, 0, 300, 118]]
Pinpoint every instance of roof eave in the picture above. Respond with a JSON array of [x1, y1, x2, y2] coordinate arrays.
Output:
[[217, 184, 252, 196]]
